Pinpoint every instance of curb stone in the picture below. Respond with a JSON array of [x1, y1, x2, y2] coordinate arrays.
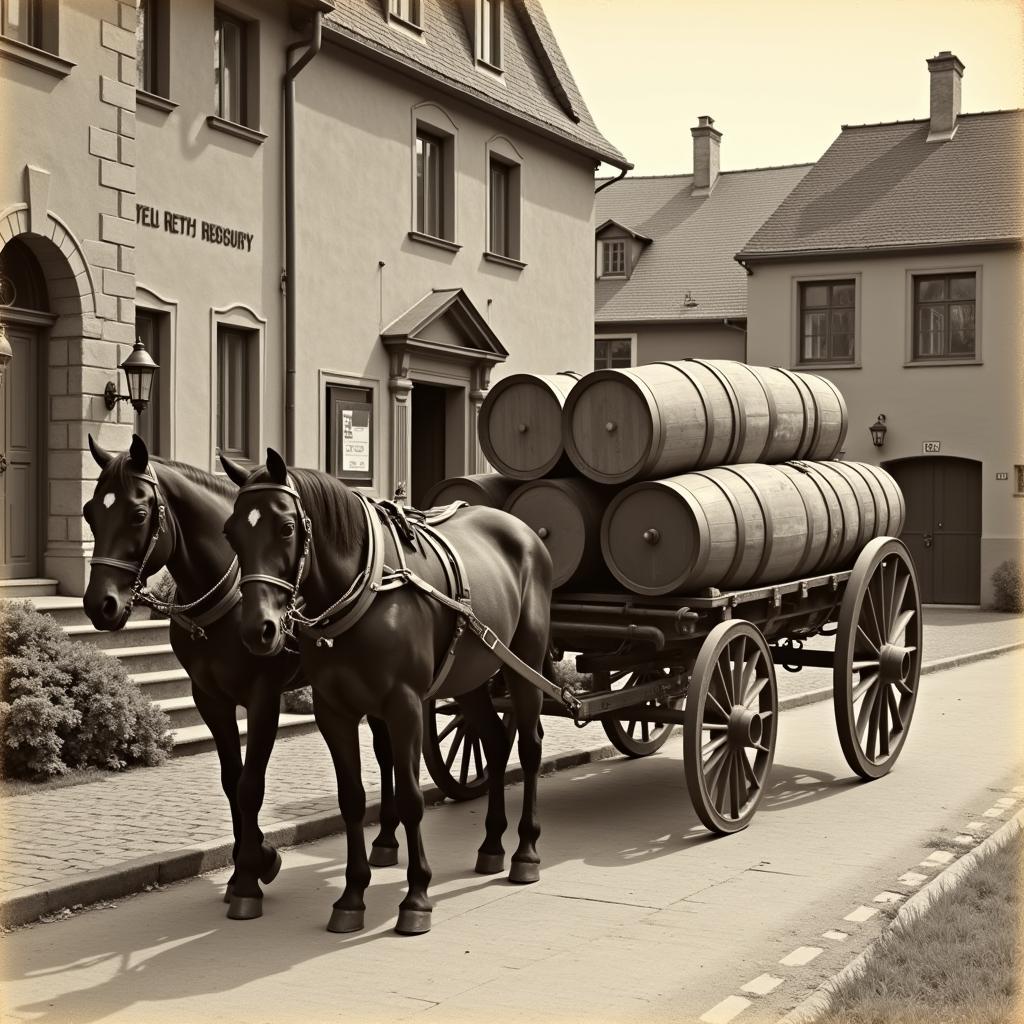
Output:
[[0, 743, 617, 930], [2, 643, 1020, 930], [774, 806, 1024, 1024]]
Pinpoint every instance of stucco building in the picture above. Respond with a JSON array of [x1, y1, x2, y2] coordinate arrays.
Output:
[[0, 0, 628, 594], [738, 52, 1023, 606], [593, 117, 809, 369]]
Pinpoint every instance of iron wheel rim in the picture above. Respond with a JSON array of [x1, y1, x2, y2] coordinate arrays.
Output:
[[601, 668, 678, 757], [423, 697, 515, 802]]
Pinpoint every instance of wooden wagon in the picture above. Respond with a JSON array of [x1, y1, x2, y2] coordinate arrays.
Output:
[[422, 535, 921, 834]]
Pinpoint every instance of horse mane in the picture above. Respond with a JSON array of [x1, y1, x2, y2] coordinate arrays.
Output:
[[248, 465, 362, 552], [100, 452, 237, 501]]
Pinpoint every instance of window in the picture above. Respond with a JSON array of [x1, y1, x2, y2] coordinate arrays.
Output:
[[913, 273, 976, 359], [600, 240, 626, 278], [479, 0, 501, 67], [595, 337, 633, 370], [1, 0, 40, 45], [1015, 465, 1024, 497], [799, 279, 855, 363], [489, 159, 510, 257], [389, 0, 420, 27], [135, 309, 166, 455], [416, 129, 446, 239], [214, 9, 246, 125], [136, 0, 169, 97], [217, 325, 253, 459], [326, 385, 374, 486]]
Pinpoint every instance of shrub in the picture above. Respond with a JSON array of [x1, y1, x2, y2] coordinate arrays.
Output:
[[990, 560, 1024, 613], [144, 568, 176, 620], [0, 602, 173, 780], [281, 685, 314, 715]]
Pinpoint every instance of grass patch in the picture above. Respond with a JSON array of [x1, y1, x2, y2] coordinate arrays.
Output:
[[817, 830, 1022, 1024], [0, 766, 110, 799]]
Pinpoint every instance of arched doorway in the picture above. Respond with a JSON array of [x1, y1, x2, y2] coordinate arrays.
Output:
[[0, 238, 53, 580], [884, 456, 982, 604]]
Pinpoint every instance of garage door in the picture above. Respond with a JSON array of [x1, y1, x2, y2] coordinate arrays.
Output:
[[884, 456, 981, 604]]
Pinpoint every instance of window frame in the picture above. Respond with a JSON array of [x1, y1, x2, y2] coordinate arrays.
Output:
[[209, 304, 265, 472], [134, 308, 166, 456], [136, 286, 178, 459], [796, 278, 857, 366], [789, 272, 861, 370], [319, 370, 381, 494], [409, 104, 459, 249], [388, 0, 421, 30], [415, 129, 446, 240], [598, 239, 627, 279], [909, 270, 980, 364], [594, 334, 636, 370], [1, 0, 40, 46], [478, 0, 502, 70], [136, 0, 173, 102], [214, 7, 249, 127], [484, 138, 523, 265]]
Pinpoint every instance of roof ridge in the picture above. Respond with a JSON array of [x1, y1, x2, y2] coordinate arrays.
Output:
[[597, 161, 815, 183], [840, 107, 1024, 130]]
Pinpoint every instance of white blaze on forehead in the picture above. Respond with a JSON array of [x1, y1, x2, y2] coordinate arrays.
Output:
[[102, 493, 116, 509], [247, 508, 261, 528]]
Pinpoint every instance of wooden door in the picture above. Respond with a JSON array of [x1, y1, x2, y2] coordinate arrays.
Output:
[[884, 457, 981, 604], [410, 384, 447, 508], [1, 324, 39, 578]]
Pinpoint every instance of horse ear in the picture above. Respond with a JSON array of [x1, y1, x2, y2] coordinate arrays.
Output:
[[87, 433, 114, 469], [128, 433, 149, 473], [219, 452, 250, 487], [266, 447, 288, 485]]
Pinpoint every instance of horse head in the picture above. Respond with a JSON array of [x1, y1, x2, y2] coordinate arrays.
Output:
[[222, 447, 305, 657], [83, 434, 169, 630]]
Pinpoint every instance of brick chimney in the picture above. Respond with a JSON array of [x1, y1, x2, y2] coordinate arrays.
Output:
[[926, 51, 965, 143], [691, 115, 722, 196]]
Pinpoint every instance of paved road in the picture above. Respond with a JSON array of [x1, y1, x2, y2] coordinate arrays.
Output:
[[3, 651, 1022, 1024]]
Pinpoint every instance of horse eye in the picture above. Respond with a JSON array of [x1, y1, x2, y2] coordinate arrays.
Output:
[[281, 522, 295, 539], [133, 507, 148, 523]]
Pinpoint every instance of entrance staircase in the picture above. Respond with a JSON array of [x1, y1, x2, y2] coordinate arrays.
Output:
[[0, 579, 316, 756]]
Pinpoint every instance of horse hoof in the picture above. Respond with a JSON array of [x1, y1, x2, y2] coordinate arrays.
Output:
[[223, 882, 235, 904], [327, 908, 365, 933], [369, 845, 399, 868], [509, 860, 540, 884], [475, 852, 505, 875], [395, 908, 432, 935], [260, 849, 283, 885], [227, 895, 263, 920]]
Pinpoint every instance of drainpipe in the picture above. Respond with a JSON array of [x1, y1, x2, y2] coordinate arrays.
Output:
[[595, 165, 628, 194], [283, 9, 324, 464]]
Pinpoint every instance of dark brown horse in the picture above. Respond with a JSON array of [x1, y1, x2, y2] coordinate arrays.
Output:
[[82, 435, 404, 919], [220, 448, 552, 935]]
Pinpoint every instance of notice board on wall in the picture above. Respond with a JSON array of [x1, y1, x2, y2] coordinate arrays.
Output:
[[327, 384, 374, 486]]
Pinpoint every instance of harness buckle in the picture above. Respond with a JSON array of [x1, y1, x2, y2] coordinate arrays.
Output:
[[479, 625, 499, 651], [316, 636, 335, 648]]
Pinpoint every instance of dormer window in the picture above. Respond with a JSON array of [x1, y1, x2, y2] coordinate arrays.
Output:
[[478, 0, 502, 69], [601, 240, 626, 277], [389, 0, 421, 29]]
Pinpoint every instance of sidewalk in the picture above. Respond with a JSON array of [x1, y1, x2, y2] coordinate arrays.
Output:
[[2, 608, 1020, 927]]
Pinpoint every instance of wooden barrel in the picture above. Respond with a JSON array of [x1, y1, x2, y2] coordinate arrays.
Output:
[[600, 461, 903, 596], [479, 371, 582, 480], [423, 473, 519, 509], [563, 359, 848, 484], [504, 478, 614, 589]]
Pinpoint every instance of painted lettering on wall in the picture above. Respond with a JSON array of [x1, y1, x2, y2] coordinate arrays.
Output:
[[135, 204, 255, 253]]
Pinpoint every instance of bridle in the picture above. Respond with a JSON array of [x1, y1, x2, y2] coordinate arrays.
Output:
[[89, 466, 241, 639]]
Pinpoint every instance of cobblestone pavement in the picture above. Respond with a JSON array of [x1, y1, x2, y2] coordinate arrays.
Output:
[[1, 609, 1019, 907]]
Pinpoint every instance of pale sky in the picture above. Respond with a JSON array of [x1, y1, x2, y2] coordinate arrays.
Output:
[[544, 0, 1024, 176]]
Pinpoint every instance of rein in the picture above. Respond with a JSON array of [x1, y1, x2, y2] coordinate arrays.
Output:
[[237, 476, 572, 708], [89, 466, 241, 639]]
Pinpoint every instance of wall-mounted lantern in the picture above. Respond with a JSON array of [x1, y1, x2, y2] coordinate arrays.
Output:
[[0, 322, 12, 385], [104, 339, 159, 413], [869, 414, 888, 449]]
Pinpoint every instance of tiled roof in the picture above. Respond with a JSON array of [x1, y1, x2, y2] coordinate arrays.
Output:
[[322, 0, 629, 167], [595, 164, 811, 323], [738, 110, 1024, 260]]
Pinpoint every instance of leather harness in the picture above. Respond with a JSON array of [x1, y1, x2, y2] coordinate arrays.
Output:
[[89, 467, 242, 640], [237, 477, 568, 705]]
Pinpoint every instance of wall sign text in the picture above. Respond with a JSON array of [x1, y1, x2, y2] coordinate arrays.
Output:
[[136, 204, 255, 252], [922, 441, 941, 454], [996, 472, 1009, 481]]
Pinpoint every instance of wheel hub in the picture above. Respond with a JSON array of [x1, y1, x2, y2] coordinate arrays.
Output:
[[878, 643, 912, 686], [728, 707, 763, 748]]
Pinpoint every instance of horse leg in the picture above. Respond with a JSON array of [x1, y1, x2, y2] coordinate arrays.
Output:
[[225, 683, 282, 920], [386, 688, 433, 935], [457, 685, 511, 874], [315, 700, 372, 933], [367, 715, 400, 868], [191, 682, 244, 903]]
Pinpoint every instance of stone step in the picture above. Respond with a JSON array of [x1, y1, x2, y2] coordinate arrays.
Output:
[[65, 619, 171, 650], [171, 713, 318, 756], [108, 643, 182, 676], [12, 594, 93, 626], [131, 667, 194, 702], [156, 696, 246, 730], [0, 577, 59, 599]]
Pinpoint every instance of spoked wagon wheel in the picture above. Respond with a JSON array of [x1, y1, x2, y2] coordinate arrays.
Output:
[[423, 697, 516, 802], [834, 537, 922, 780], [601, 669, 678, 757], [684, 620, 778, 835]]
